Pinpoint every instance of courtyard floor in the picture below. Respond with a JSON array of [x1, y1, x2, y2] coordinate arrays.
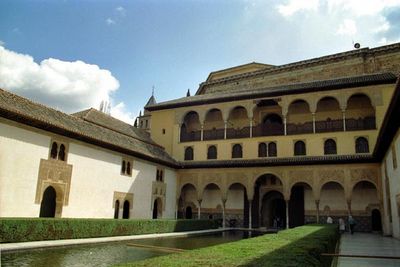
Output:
[[337, 232, 400, 267]]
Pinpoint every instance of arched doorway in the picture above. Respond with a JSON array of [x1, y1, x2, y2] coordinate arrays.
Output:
[[152, 198, 162, 219], [261, 191, 286, 229], [178, 183, 198, 219], [39, 186, 56, 218], [114, 200, 120, 219], [320, 182, 346, 223], [289, 182, 313, 228], [201, 183, 222, 222], [371, 209, 382, 232], [226, 183, 248, 227], [122, 200, 130, 219], [185, 206, 193, 219]]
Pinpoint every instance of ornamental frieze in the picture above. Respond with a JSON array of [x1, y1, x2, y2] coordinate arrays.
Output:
[[350, 168, 378, 184], [317, 169, 345, 186]]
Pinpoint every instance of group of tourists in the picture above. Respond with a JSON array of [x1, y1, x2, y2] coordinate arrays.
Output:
[[326, 215, 356, 234]]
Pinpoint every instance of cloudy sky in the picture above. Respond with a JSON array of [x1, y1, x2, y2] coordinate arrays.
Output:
[[1, 0, 399, 124]]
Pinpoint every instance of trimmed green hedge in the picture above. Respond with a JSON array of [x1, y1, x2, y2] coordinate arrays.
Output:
[[0, 218, 218, 243], [119, 224, 339, 267]]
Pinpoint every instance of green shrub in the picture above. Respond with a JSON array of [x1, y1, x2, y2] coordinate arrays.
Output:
[[119, 224, 339, 267], [0, 218, 218, 243]]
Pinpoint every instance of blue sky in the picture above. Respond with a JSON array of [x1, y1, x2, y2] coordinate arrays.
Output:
[[1, 0, 400, 123]]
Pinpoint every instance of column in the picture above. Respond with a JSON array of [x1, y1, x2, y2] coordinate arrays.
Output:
[[347, 200, 352, 215], [200, 123, 204, 141], [178, 123, 182, 143], [248, 199, 252, 229], [342, 110, 346, 131], [249, 119, 253, 138], [285, 200, 290, 229], [283, 115, 287, 135], [197, 199, 202, 219], [224, 121, 227, 139], [222, 199, 227, 228], [312, 113, 316, 133], [315, 200, 320, 223]]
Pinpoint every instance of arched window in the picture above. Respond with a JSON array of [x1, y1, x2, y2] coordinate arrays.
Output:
[[126, 162, 131, 175], [207, 145, 217, 159], [50, 142, 58, 159], [324, 139, 337, 155], [114, 200, 120, 219], [121, 160, 126, 174], [122, 200, 130, 219], [258, 143, 267, 157], [58, 144, 66, 161], [184, 147, 194, 161], [232, 144, 243, 158], [268, 142, 277, 157], [294, 141, 306, 156], [355, 137, 369, 153]]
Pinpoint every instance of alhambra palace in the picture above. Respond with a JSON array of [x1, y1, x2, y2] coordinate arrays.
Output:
[[1, 42, 400, 237]]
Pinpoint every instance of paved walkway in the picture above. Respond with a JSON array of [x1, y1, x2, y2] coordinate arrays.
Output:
[[337, 233, 400, 267]]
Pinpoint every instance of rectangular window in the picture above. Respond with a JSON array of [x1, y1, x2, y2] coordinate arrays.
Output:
[[156, 168, 164, 182], [121, 159, 133, 176]]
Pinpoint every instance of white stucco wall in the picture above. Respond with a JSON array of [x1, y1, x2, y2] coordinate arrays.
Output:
[[0, 120, 177, 219]]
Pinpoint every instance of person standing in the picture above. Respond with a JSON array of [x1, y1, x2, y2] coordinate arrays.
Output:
[[327, 216, 333, 224], [339, 218, 345, 233], [348, 215, 356, 234]]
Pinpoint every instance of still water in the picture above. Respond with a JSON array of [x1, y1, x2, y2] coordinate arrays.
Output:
[[1, 230, 261, 267]]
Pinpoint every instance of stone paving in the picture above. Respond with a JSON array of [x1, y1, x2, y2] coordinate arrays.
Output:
[[337, 232, 400, 267]]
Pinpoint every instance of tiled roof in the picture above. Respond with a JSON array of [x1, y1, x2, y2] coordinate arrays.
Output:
[[0, 88, 177, 167], [146, 73, 397, 111]]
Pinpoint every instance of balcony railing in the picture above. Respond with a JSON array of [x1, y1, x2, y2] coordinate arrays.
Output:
[[287, 122, 313, 135], [253, 124, 284, 137], [180, 130, 201, 142], [315, 119, 343, 133], [203, 128, 225, 140], [346, 116, 376, 131], [226, 127, 250, 139]]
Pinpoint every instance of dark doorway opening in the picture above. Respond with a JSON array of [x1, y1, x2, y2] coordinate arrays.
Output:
[[122, 200, 130, 219], [185, 206, 193, 219], [371, 209, 382, 231], [153, 199, 160, 219], [39, 186, 56, 218], [261, 191, 286, 229], [114, 200, 120, 219], [289, 186, 305, 228]]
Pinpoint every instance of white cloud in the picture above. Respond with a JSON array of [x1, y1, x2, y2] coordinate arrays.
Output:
[[277, 0, 319, 17], [0, 40, 4, 46], [336, 19, 357, 36], [116, 6, 126, 17], [106, 18, 115, 25], [327, 0, 400, 16], [110, 102, 135, 125]]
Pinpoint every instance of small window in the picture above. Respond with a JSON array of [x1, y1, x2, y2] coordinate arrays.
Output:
[[355, 137, 369, 153], [156, 168, 164, 182], [145, 120, 148, 128], [207, 145, 217, 159], [58, 144, 66, 161], [126, 162, 131, 175], [184, 147, 194, 161], [50, 142, 58, 159], [324, 139, 337, 155], [258, 143, 267, 157], [121, 160, 126, 174], [232, 144, 243, 158], [162, 129, 166, 134], [121, 159, 133, 176], [268, 142, 277, 157], [294, 141, 306, 156]]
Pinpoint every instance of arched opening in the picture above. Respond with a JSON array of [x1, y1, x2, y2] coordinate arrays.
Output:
[[268, 142, 277, 157], [315, 97, 343, 132], [294, 140, 306, 156], [287, 100, 313, 134], [232, 144, 243, 158], [207, 145, 217, 159], [185, 206, 193, 219], [260, 113, 284, 136], [114, 200, 120, 219], [152, 198, 162, 219], [346, 94, 375, 130], [184, 147, 194, 161], [204, 109, 224, 140], [320, 182, 346, 223], [178, 183, 198, 219], [39, 186, 56, 218], [371, 209, 382, 232], [352, 181, 379, 232], [289, 183, 313, 227], [126, 162, 131, 175], [58, 144, 66, 161], [180, 111, 201, 142], [252, 174, 283, 228], [227, 106, 250, 139], [258, 142, 267, 157], [50, 142, 58, 159], [355, 137, 369, 153], [201, 183, 222, 223], [253, 100, 283, 137], [122, 200, 130, 219], [226, 183, 248, 227], [121, 160, 126, 174], [324, 139, 337, 155], [261, 191, 286, 229]]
